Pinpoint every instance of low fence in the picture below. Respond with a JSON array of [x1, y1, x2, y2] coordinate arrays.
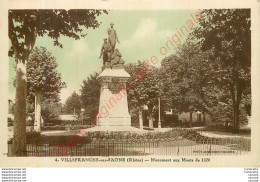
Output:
[[8, 136, 250, 157]]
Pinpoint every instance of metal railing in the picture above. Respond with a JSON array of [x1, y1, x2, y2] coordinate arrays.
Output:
[[8, 136, 250, 157]]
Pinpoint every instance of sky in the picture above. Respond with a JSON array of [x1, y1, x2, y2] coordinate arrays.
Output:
[[9, 9, 199, 103]]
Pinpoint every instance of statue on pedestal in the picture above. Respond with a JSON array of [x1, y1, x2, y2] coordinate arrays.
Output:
[[99, 38, 111, 65], [95, 23, 132, 130], [99, 23, 124, 69], [107, 22, 120, 53], [110, 48, 125, 68]]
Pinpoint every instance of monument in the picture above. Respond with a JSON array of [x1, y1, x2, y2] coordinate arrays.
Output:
[[89, 22, 138, 131]]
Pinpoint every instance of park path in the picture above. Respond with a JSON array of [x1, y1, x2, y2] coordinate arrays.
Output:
[[198, 131, 250, 139]]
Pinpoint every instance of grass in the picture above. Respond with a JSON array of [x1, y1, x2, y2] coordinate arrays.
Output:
[[196, 127, 251, 137], [158, 139, 196, 147]]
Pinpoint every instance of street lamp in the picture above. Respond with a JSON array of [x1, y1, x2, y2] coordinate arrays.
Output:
[[81, 108, 85, 125], [158, 97, 161, 129]]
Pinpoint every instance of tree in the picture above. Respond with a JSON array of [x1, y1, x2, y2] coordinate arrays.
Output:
[[26, 47, 65, 131], [160, 54, 190, 113], [160, 49, 201, 127], [193, 9, 251, 133], [41, 101, 62, 124], [160, 10, 251, 131], [9, 9, 108, 156], [161, 30, 250, 130], [63, 92, 82, 115], [125, 61, 160, 129], [80, 73, 100, 116]]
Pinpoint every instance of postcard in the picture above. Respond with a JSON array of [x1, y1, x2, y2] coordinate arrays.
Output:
[[0, 0, 259, 167]]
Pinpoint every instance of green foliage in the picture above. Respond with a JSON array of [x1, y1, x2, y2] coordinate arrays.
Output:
[[159, 10, 251, 132], [27, 47, 66, 103], [64, 125, 91, 131], [41, 126, 66, 131], [192, 9, 251, 132], [125, 61, 160, 119], [80, 73, 100, 115], [63, 92, 82, 114], [194, 9, 250, 67], [192, 9, 251, 93], [24, 47, 65, 121], [9, 9, 108, 156], [9, 10, 108, 58], [41, 101, 62, 123]]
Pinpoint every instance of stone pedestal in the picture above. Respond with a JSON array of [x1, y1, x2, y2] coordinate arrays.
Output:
[[96, 67, 131, 127]]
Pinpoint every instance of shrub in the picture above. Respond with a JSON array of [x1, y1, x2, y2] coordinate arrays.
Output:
[[44, 119, 91, 127], [41, 126, 66, 131], [61, 120, 82, 126], [65, 125, 91, 131]]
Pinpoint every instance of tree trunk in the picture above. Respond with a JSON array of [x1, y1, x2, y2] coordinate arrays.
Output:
[[231, 83, 243, 134], [189, 112, 192, 128], [10, 14, 37, 156], [149, 117, 154, 129], [138, 107, 143, 130], [34, 91, 42, 132], [147, 104, 154, 129], [12, 59, 27, 156], [233, 103, 240, 133]]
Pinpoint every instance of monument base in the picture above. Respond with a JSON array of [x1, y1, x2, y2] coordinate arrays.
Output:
[[96, 67, 132, 129], [98, 116, 131, 126]]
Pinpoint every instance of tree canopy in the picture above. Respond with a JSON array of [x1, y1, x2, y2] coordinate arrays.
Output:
[[193, 9, 251, 132], [9, 9, 108, 156], [63, 92, 82, 115], [27, 47, 66, 104], [160, 9, 251, 132], [9, 9, 108, 59], [80, 73, 100, 115]]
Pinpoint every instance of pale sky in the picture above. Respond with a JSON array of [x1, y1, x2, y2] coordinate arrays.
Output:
[[9, 10, 199, 103]]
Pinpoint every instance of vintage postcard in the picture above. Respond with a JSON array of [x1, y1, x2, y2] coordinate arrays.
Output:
[[0, 0, 259, 167]]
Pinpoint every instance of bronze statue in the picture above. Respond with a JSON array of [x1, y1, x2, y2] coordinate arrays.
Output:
[[99, 38, 111, 64], [99, 23, 125, 69], [107, 22, 120, 53], [110, 48, 125, 67]]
